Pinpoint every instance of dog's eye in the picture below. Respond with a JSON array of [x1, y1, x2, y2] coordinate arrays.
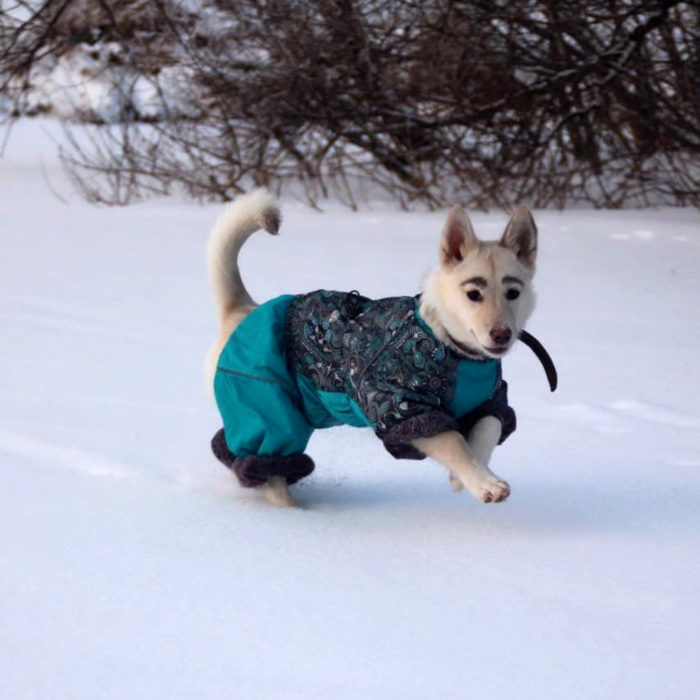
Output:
[[506, 289, 521, 300], [467, 290, 483, 302]]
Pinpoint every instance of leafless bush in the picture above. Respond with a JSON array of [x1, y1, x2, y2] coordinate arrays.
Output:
[[2, 0, 698, 208]]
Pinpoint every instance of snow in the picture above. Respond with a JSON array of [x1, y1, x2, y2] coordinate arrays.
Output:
[[1, 120, 699, 699], [9, 43, 196, 123]]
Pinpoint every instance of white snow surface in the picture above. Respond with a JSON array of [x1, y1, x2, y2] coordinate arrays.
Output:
[[1, 121, 699, 699]]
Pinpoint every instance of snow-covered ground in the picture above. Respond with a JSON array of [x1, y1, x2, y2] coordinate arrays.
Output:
[[1, 121, 699, 699]]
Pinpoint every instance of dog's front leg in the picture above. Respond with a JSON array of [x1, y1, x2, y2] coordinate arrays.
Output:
[[413, 420, 510, 503], [446, 416, 502, 493]]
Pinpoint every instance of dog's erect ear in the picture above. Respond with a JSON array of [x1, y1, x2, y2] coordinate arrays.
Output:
[[440, 206, 478, 266], [500, 206, 537, 268]]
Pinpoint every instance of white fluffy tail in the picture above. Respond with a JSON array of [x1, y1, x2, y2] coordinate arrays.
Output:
[[205, 188, 281, 394], [207, 187, 281, 321]]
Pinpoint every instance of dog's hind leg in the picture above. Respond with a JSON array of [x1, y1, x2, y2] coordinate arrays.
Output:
[[260, 476, 296, 507], [449, 416, 502, 491], [466, 416, 501, 466]]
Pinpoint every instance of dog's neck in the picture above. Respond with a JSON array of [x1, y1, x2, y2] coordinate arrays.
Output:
[[418, 295, 487, 360]]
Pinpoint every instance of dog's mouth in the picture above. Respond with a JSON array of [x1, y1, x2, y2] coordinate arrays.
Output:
[[483, 345, 508, 356], [468, 331, 512, 358]]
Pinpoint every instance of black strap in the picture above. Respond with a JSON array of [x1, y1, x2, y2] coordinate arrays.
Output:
[[519, 330, 558, 392]]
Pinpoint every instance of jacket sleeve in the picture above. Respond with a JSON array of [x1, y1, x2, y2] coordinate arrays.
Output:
[[356, 376, 458, 460], [357, 375, 516, 459]]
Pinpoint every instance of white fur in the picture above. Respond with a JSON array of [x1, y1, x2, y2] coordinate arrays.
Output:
[[259, 476, 296, 507], [206, 193, 538, 507], [419, 206, 536, 359], [416, 417, 509, 503], [415, 206, 537, 501], [205, 188, 280, 394], [207, 187, 280, 318]]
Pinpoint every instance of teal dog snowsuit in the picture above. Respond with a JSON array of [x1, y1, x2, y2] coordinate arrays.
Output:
[[211, 290, 515, 486]]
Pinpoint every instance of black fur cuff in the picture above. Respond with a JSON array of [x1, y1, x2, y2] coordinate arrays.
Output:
[[211, 428, 236, 468], [211, 428, 315, 487], [381, 411, 459, 460], [233, 453, 315, 487]]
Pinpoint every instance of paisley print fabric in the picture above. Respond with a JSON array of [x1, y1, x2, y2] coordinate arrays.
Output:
[[286, 290, 488, 443]]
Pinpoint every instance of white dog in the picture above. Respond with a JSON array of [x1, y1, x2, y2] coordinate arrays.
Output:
[[206, 190, 539, 507]]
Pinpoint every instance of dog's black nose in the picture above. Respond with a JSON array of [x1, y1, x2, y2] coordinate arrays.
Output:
[[490, 327, 512, 345]]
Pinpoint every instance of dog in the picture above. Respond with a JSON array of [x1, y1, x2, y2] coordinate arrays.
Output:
[[206, 189, 537, 507]]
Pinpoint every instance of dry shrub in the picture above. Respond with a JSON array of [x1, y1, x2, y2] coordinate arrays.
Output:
[[2, 0, 698, 208]]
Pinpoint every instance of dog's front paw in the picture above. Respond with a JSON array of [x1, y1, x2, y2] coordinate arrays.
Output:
[[470, 473, 510, 504]]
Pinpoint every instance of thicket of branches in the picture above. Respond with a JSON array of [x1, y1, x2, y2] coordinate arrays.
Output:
[[1, 0, 698, 208]]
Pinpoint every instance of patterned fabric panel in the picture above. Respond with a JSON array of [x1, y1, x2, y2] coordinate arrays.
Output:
[[285, 290, 459, 438]]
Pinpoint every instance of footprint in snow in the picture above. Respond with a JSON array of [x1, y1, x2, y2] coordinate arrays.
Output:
[[611, 230, 656, 241], [556, 400, 699, 433], [609, 399, 700, 429], [557, 403, 631, 434], [0, 429, 136, 480]]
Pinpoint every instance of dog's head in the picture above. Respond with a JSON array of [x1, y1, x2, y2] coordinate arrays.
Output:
[[425, 205, 537, 358]]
